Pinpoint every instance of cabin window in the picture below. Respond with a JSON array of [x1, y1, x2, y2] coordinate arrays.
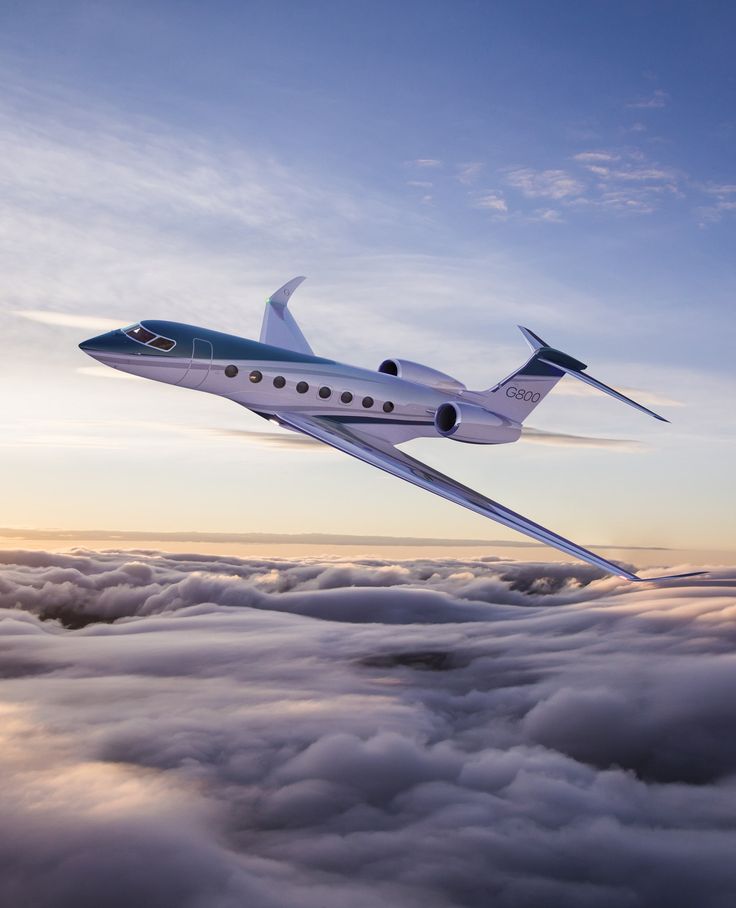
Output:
[[225, 365, 238, 378], [383, 401, 394, 413], [296, 381, 309, 394], [249, 370, 263, 383], [340, 391, 353, 404], [319, 386, 332, 399], [362, 396, 374, 408], [273, 376, 286, 388]]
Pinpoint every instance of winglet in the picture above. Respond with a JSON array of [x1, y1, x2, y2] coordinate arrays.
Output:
[[259, 276, 313, 355], [267, 276, 306, 309]]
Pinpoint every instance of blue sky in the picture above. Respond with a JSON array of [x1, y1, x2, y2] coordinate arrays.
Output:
[[0, 1, 734, 558]]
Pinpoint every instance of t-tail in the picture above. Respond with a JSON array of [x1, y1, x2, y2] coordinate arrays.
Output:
[[479, 326, 669, 424]]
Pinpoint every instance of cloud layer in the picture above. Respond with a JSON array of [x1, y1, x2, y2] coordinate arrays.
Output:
[[1, 549, 735, 906]]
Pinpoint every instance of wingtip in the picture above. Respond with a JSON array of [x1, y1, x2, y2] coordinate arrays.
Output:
[[630, 570, 708, 583], [267, 276, 307, 308]]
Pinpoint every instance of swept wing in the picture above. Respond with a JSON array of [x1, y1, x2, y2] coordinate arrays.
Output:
[[274, 411, 704, 583]]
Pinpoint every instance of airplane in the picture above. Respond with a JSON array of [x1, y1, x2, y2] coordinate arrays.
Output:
[[79, 276, 703, 583]]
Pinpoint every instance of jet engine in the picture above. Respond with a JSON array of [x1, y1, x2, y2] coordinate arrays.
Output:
[[434, 402, 521, 445], [378, 359, 466, 393]]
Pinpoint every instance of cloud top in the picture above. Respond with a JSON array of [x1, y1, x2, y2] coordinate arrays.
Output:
[[1, 548, 735, 907]]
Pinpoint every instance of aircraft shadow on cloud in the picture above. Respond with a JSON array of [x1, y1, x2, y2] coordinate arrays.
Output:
[[79, 277, 704, 583]]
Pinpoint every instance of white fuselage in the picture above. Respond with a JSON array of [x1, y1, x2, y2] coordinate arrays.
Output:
[[84, 330, 458, 441]]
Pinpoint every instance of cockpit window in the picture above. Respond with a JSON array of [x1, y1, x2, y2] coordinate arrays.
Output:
[[148, 336, 176, 351], [126, 325, 155, 344], [124, 324, 176, 351]]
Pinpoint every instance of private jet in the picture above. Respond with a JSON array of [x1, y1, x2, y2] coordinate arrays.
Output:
[[80, 277, 702, 582]]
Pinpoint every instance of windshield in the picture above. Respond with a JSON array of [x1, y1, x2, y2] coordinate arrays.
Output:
[[124, 324, 176, 351]]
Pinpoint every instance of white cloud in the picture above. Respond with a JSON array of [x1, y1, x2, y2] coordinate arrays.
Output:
[[704, 184, 736, 196], [473, 193, 508, 213], [529, 208, 564, 223], [572, 151, 621, 164], [407, 158, 442, 168], [626, 88, 670, 109], [456, 162, 484, 184], [505, 168, 584, 200], [567, 147, 684, 215], [77, 366, 143, 381], [0, 550, 734, 907], [696, 184, 736, 224], [13, 310, 124, 331], [521, 427, 642, 450]]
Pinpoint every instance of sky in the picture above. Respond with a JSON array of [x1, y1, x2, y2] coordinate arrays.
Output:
[[0, 0, 734, 561], [2, 7, 736, 904]]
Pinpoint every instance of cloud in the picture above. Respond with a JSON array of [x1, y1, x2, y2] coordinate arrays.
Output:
[[1, 548, 735, 906], [505, 169, 584, 200], [696, 183, 736, 225], [553, 379, 684, 408], [12, 310, 125, 331], [77, 366, 143, 381], [0, 73, 410, 343], [528, 208, 564, 223], [205, 426, 329, 450], [520, 427, 643, 450], [626, 89, 670, 109], [473, 193, 508, 214], [409, 158, 443, 168], [568, 148, 683, 215], [572, 152, 621, 165], [0, 528, 543, 547], [457, 162, 484, 185]]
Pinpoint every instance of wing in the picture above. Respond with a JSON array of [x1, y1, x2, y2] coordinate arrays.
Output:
[[259, 276, 313, 354], [273, 412, 705, 583]]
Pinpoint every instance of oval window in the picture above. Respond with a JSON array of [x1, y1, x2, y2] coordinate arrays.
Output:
[[340, 391, 353, 404], [296, 381, 309, 394], [382, 401, 394, 413], [225, 365, 238, 378], [273, 376, 286, 388], [249, 370, 262, 383], [318, 386, 332, 399], [362, 396, 374, 409]]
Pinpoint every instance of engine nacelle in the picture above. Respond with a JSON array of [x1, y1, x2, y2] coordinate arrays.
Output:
[[435, 402, 521, 445], [378, 358, 466, 393]]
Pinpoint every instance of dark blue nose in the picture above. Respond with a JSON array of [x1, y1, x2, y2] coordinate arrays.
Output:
[[79, 330, 132, 355]]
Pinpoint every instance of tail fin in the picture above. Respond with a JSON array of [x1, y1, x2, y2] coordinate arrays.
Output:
[[479, 327, 669, 424]]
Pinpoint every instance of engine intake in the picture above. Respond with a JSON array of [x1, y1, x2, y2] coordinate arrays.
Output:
[[378, 359, 465, 393], [435, 402, 521, 445]]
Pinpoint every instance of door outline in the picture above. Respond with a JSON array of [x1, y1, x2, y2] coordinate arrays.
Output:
[[179, 338, 213, 387]]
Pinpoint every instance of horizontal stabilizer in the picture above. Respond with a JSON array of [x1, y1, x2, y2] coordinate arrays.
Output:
[[537, 358, 669, 422]]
